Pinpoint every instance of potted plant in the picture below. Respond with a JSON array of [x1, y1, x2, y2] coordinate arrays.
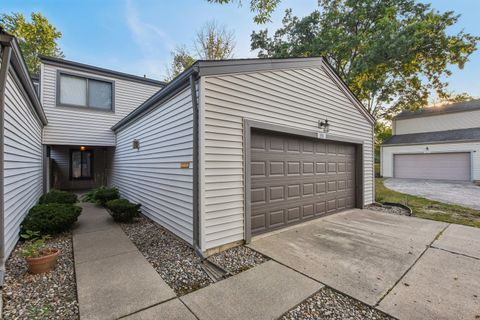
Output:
[[20, 230, 60, 274]]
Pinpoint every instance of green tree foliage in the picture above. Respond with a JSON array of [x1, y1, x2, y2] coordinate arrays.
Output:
[[431, 91, 473, 106], [250, 0, 479, 120], [0, 12, 64, 74], [374, 121, 392, 162], [165, 21, 235, 81], [194, 20, 235, 60], [165, 46, 197, 81], [207, 0, 281, 23]]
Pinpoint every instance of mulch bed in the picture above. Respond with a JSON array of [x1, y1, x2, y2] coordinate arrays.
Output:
[[282, 287, 394, 320], [2, 233, 79, 320]]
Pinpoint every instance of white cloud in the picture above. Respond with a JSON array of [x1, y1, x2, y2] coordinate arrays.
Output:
[[124, 0, 173, 79]]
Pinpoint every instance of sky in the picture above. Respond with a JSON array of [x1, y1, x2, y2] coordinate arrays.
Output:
[[3, 0, 480, 97]]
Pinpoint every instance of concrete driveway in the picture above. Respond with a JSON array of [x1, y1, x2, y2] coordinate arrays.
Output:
[[249, 209, 480, 320], [384, 178, 480, 210]]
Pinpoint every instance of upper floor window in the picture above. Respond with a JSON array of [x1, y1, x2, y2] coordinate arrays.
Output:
[[58, 72, 113, 111]]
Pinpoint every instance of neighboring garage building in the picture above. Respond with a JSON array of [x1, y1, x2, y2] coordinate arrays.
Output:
[[111, 58, 375, 254], [381, 100, 480, 182]]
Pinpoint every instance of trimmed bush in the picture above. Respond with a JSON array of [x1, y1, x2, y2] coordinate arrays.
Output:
[[21, 204, 82, 235], [39, 189, 77, 204], [83, 186, 119, 206], [106, 199, 141, 223]]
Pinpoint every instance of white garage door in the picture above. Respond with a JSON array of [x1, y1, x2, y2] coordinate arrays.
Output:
[[394, 153, 471, 181]]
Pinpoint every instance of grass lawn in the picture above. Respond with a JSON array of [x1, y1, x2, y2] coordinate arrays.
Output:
[[375, 178, 480, 228]]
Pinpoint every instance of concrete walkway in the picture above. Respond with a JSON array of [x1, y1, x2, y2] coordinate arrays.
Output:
[[73, 203, 176, 320], [384, 178, 480, 210]]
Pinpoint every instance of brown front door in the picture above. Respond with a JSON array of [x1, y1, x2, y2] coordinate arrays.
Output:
[[250, 130, 356, 236]]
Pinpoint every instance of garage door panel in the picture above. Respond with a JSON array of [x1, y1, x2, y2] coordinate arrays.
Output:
[[394, 153, 470, 181], [251, 130, 356, 236]]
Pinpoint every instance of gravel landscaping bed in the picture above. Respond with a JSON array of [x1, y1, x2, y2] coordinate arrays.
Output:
[[120, 216, 213, 295], [282, 287, 394, 320], [209, 245, 269, 275], [2, 233, 79, 320], [367, 203, 411, 216]]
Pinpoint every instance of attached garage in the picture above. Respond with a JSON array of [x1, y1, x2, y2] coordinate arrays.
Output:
[[250, 129, 358, 235], [394, 153, 471, 181], [112, 57, 374, 255]]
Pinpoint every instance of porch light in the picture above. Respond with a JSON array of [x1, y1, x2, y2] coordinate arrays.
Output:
[[80, 146, 86, 151], [318, 118, 330, 133]]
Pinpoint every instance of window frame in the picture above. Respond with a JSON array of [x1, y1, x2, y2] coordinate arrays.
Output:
[[57, 70, 115, 112], [70, 149, 94, 180]]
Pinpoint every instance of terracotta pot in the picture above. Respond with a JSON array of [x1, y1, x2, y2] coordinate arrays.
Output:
[[25, 248, 60, 274]]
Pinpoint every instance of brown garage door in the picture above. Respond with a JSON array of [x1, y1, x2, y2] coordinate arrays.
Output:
[[250, 130, 357, 236], [394, 153, 471, 181]]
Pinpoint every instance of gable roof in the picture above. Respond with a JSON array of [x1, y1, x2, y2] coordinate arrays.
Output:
[[40, 55, 167, 87], [112, 57, 374, 131], [0, 29, 47, 125], [383, 127, 480, 145], [395, 99, 480, 120]]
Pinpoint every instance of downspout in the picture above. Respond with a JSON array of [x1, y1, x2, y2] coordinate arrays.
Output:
[[0, 38, 13, 284], [189, 71, 204, 258]]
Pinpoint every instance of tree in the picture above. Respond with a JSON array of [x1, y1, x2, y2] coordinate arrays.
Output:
[[165, 46, 196, 81], [194, 20, 235, 60], [250, 1, 479, 121], [431, 91, 473, 107], [207, 0, 281, 23], [165, 21, 235, 81], [0, 12, 64, 74]]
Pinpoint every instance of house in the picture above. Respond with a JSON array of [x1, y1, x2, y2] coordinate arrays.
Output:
[[40, 56, 165, 190], [0, 28, 374, 281], [110, 59, 375, 253], [381, 100, 480, 182], [0, 31, 47, 278]]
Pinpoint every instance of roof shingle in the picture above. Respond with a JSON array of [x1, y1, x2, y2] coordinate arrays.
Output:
[[395, 99, 480, 120], [383, 127, 480, 145]]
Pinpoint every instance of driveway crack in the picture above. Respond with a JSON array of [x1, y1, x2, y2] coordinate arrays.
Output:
[[374, 223, 451, 307]]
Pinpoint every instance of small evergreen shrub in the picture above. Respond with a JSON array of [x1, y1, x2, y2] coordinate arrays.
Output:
[[39, 189, 77, 204], [83, 186, 120, 206], [21, 204, 82, 235], [105, 199, 141, 222]]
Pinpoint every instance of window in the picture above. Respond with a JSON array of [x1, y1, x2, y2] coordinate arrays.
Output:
[[58, 72, 113, 110], [71, 150, 93, 179]]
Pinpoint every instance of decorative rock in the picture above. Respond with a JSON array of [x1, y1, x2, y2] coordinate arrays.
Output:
[[2, 233, 79, 320], [281, 287, 394, 320]]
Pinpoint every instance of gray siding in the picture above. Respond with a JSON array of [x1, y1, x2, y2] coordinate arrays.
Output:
[[111, 87, 194, 244], [3, 71, 44, 257], [41, 62, 162, 146], [395, 109, 480, 135], [200, 65, 374, 250]]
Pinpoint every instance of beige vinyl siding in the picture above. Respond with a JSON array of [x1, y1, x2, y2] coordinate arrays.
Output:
[[41, 63, 162, 146], [381, 142, 480, 180], [3, 71, 44, 257], [395, 110, 480, 135], [201, 65, 374, 250], [111, 87, 194, 244]]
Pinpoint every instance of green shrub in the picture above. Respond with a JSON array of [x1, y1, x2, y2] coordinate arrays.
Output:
[[82, 186, 119, 206], [105, 199, 141, 222], [39, 189, 77, 204], [21, 204, 82, 235]]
